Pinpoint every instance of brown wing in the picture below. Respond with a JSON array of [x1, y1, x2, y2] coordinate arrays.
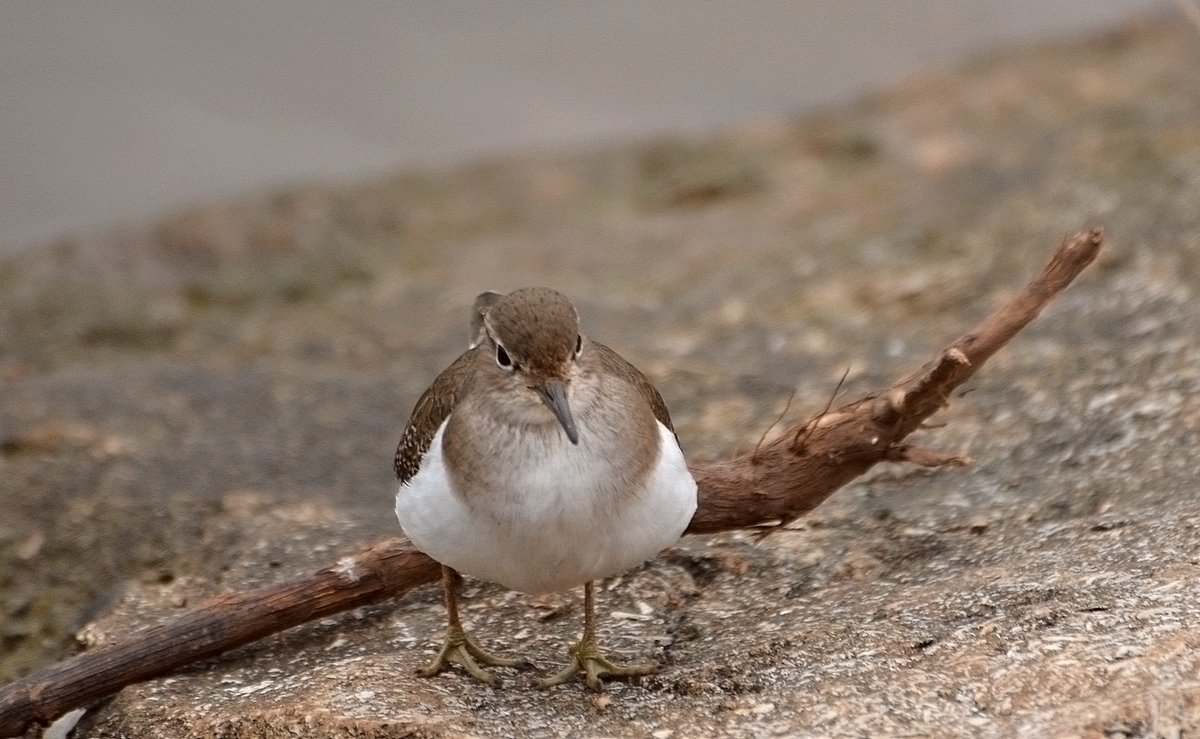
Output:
[[394, 347, 478, 484], [590, 341, 677, 435]]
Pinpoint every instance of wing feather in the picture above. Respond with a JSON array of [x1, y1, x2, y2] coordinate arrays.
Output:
[[393, 347, 478, 484], [590, 341, 677, 435]]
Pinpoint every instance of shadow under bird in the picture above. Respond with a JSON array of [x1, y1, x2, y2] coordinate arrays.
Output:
[[394, 287, 697, 690]]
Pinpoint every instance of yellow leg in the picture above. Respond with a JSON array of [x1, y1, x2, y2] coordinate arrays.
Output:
[[538, 581, 657, 691], [420, 566, 531, 687]]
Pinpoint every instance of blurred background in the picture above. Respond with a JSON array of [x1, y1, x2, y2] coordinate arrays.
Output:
[[0, 0, 1169, 254]]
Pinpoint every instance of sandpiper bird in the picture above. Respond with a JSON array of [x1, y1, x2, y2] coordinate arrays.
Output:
[[394, 287, 697, 690]]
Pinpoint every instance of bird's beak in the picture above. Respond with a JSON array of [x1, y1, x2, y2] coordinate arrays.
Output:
[[536, 379, 579, 445]]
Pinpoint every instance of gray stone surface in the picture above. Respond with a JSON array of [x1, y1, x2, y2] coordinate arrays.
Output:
[[2, 15, 1199, 738]]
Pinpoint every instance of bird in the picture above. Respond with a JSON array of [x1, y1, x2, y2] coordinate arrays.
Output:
[[394, 287, 697, 690]]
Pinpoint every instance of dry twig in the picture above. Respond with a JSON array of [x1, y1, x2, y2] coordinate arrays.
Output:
[[0, 229, 1103, 737]]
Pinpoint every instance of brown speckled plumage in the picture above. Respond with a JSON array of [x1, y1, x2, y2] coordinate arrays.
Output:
[[393, 289, 677, 485], [590, 341, 676, 436], [393, 347, 476, 485], [393, 286, 697, 688]]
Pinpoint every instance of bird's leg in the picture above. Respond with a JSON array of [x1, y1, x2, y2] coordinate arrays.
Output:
[[420, 565, 531, 686], [538, 580, 658, 691]]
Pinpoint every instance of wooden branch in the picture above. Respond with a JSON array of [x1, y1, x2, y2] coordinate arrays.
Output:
[[0, 229, 1103, 737], [0, 541, 440, 737], [686, 228, 1103, 533]]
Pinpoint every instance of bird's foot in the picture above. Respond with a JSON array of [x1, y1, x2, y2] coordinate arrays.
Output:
[[419, 626, 533, 687], [537, 640, 657, 691]]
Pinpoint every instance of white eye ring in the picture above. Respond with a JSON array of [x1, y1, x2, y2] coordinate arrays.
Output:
[[574, 334, 583, 358], [495, 343, 515, 370]]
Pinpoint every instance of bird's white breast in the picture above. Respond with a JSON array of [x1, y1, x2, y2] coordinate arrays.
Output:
[[395, 419, 697, 594]]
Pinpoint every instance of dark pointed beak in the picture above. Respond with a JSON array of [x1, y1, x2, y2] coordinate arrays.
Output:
[[536, 379, 579, 445]]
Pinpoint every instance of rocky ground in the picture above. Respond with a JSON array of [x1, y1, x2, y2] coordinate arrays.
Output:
[[2, 14, 1199, 738]]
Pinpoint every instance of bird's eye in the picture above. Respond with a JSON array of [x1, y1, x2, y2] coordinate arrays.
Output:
[[574, 334, 583, 358], [496, 343, 514, 370]]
